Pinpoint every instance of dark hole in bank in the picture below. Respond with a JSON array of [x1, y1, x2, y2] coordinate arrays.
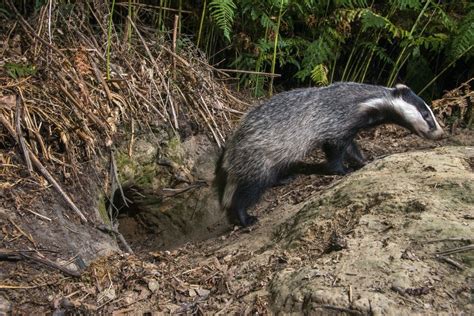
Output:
[[105, 184, 229, 252]]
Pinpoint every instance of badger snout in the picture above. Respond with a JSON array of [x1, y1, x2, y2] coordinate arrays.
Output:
[[425, 127, 444, 140], [414, 122, 444, 140], [411, 109, 444, 140]]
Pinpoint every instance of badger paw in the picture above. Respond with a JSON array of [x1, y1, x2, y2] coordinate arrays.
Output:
[[242, 215, 258, 227], [324, 164, 349, 175]]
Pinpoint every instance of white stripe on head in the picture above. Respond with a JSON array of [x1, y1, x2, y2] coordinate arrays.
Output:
[[359, 92, 444, 140], [422, 100, 444, 130], [391, 96, 443, 139], [359, 97, 385, 110], [391, 97, 426, 129]]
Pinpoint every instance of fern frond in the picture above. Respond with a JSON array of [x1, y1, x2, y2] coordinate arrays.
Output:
[[295, 27, 342, 81], [310, 64, 329, 86], [335, 8, 366, 24], [431, 3, 456, 31], [414, 34, 449, 52], [335, 0, 368, 8], [358, 42, 394, 64], [260, 13, 275, 29], [448, 6, 474, 60], [389, 0, 421, 10], [278, 37, 310, 68], [360, 9, 408, 38], [209, 0, 236, 42]]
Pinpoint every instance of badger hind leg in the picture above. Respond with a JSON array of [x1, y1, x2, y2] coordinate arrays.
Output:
[[228, 179, 267, 227]]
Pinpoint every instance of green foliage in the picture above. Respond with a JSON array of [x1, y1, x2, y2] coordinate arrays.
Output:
[[209, 0, 236, 42], [5, 63, 37, 79], [447, 5, 474, 60], [124, 0, 473, 97], [336, 0, 368, 8], [310, 64, 329, 86], [358, 42, 394, 65], [389, 0, 421, 10], [360, 9, 408, 38], [295, 31, 341, 82]]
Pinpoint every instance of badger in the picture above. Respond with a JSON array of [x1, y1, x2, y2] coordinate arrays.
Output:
[[215, 82, 444, 227]]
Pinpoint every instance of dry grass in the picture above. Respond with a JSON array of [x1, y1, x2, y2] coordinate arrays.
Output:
[[0, 2, 247, 213]]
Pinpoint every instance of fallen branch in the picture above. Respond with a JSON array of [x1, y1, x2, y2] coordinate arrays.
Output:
[[161, 181, 208, 197], [0, 249, 81, 277], [435, 244, 474, 256], [96, 224, 133, 254], [216, 68, 282, 78], [426, 237, 473, 244], [88, 55, 114, 105], [9, 217, 36, 248], [20, 253, 81, 277], [436, 255, 465, 270], [0, 284, 49, 289], [111, 150, 128, 207], [321, 305, 363, 315]]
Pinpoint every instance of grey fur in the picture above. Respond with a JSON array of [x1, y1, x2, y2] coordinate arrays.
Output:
[[216, 82, 443, 226]]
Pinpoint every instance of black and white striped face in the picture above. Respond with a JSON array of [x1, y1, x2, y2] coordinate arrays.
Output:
[[390, 84, 444, 140]]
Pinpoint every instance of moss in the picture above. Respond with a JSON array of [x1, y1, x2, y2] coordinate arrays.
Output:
[[97, 193, 111, 225], [135, 163, 158, 187], [115, 150, 168, 189], [115, 151, 138, 183], [166, 135, 184, 165], [436, 180, 474, 204]]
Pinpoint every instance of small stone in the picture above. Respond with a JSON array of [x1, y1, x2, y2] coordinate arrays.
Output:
[[195, 288, 210, 298], [0, 296, 11, 314], [147, 279, 160, 293]]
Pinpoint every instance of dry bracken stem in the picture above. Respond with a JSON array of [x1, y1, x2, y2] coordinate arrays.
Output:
[[106, 0, 116, 80], [7, 0, 66, 60], [88, 55, 114, 106], [15, 92, 33, 174], [199, 95, 225, 143], [128, 118, 135, 157], [127, 16, 177, 128], [0, 113, 88, 223], [172, 14, 179, 80]]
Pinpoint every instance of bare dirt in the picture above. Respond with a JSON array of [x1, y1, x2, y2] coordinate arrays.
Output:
[[1, 127, 473, 315]]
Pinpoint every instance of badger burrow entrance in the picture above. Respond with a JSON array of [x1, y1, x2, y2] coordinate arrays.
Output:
[[106, 133, 231, 252], [110, 184, 230, 252]]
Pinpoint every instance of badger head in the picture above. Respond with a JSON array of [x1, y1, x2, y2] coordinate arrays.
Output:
[[388, 84, 444, 140]]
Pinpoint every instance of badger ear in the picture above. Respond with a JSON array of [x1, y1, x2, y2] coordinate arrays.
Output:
[[392, 83, 410, 98], [395, 83, 408, 90]]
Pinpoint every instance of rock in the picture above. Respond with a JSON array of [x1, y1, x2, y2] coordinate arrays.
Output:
[[268, 147, 474, 315]]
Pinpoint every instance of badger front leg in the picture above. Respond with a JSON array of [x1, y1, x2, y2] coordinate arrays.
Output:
[[322, 141, 351, 175], [345, 140, 366, 169]]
